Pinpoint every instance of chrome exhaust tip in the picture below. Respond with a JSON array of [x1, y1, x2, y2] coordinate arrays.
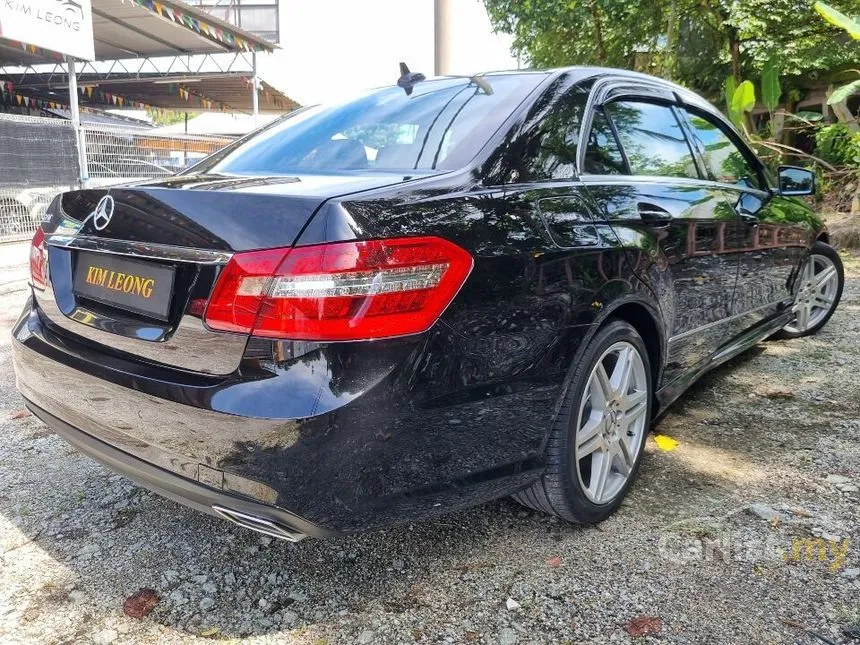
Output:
[[211, 505, 307, 542]]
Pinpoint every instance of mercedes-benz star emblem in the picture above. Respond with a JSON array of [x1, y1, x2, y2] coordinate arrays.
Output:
[[92, 195, 115, 231]]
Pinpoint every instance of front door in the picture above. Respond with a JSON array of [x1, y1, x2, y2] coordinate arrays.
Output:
[[676, 106, 818, 335]]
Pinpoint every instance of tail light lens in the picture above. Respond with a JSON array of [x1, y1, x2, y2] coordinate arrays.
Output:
[[29, 227, 48, 290], [204, 236, 473, 341]]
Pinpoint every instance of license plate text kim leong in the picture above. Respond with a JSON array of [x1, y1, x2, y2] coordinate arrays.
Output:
[[85, 265, 156, 299]]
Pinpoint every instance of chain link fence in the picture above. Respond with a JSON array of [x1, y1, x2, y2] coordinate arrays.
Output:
[[0, 115, 234, 243], [0, 114, 79, 243], [83, 125, 232, 181]]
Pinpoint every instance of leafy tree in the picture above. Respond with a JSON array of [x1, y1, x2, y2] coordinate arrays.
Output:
[[483, 0, 860, 94]]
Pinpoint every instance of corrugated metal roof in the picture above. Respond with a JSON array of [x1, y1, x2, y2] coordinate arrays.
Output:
[[0, 0, 276, 65]]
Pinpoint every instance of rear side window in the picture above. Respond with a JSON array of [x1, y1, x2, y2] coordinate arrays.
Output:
[[682, 110, 762, 189], [604, 101, 698, 179], [505, 79, 593, 182], [583, 109, 626, 175]]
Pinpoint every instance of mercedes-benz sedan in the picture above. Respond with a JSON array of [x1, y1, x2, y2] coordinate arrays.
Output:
[[12, 67, 842, 541]]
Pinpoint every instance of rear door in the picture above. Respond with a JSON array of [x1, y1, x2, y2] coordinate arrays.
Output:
[[580, 95, 743, 385]]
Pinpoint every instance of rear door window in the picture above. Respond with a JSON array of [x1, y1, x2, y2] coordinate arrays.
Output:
[[604, 101, 699, 179]]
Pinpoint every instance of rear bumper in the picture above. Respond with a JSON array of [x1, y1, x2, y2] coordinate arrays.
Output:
[[12, 297, 552, 535], [23, 400, 334, 540]]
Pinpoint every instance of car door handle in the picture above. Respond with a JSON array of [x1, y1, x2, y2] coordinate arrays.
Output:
[[637, 202, 672, 224], [737, 208, 759, 224]]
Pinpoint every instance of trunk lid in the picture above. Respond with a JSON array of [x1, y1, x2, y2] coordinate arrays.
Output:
[[52, 173, 409, 250], [36, 173, 414, 375]]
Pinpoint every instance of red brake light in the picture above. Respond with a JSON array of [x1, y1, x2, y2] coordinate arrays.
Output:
[[29, 227, 48, 290], [204, 236, 473, 341]]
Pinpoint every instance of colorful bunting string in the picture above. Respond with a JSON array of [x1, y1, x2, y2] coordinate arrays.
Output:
[[127, 0, 271, 53], [0, 38, 65, 61]]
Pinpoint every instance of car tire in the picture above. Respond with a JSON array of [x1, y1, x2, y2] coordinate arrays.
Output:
[[776, 241, 843, 339], [513, 319, 653, 523]]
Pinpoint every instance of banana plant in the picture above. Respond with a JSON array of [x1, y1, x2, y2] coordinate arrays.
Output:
[[726, 79, 756, 130], [761, 57, 782, 116], [813, 1, 860, 107]]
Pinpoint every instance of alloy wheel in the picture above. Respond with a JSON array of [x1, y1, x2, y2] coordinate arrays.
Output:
[[784, 254, 839, 334], [574, 341, 649, 505]]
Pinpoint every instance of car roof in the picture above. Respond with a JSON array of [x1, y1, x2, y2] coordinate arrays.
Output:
[[449, 65, 718, 116]]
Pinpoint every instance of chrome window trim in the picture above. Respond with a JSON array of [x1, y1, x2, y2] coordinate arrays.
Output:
[[576, 174, 772, 199]]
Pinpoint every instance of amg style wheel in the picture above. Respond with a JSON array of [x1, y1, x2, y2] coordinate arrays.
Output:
[[780, 241, 843, 338], [514, 320, 652, 523]]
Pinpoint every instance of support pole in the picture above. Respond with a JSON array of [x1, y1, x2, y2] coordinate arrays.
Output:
[[434, 0, 452, 76], [67, 57, 89, 186], [251, 50, 259, 127]]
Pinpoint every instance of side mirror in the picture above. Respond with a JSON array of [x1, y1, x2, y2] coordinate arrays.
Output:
[[777, 166, 815, 196]]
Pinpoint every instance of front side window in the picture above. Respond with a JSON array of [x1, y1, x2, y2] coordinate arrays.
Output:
[[682, 110, 762, 189], [604, 101, 698, 179], [191, 74, 546, 176]]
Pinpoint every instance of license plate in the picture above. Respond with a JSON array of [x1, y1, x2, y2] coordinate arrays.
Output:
[[73, 251, 176, 321]]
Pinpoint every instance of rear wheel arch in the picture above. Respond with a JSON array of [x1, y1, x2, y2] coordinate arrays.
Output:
[[555, 297, 664, 427], [598, 300, 664, 399]]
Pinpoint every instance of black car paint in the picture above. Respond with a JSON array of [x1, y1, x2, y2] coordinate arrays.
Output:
[[12, 67, 824, 536]]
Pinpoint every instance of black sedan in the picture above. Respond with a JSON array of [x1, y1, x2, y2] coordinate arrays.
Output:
[[13, 67, 843, 541]]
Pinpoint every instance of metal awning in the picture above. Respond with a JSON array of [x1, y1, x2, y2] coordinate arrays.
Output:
[[5, 71, 298, 113], [0, 0, 275, 66], [0, 0, 286, 183]]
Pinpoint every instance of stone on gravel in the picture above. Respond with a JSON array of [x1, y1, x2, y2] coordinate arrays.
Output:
[[498, 627, 518, 645], [357, 629, 376, 644], [122, 588, 159, 619], [92, 629, 118, 644], [826, 474, 852, 485], [747, 504, 783, 522], [505, 598, 521, 611], [841, 568, 860, 580], [625, 615, 663, 637], [76, 544, 100, 557], [200, 597, 215, 611]]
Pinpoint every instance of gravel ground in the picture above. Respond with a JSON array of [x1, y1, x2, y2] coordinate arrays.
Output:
[[1, 248, 858, 645]]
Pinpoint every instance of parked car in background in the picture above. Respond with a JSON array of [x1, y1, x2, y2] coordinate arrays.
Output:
[[12, 67, 842, 541]]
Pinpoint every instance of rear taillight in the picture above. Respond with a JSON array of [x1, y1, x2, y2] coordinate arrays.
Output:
[[29, 227, 48, 290], [204, 236, 472, 341]]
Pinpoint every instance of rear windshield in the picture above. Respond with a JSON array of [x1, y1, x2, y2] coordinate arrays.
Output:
[[190, 73, 547, 176]]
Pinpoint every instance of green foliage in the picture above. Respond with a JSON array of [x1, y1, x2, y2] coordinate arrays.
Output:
[[828, 79, 860, 105], [814, 123, 860, 166], [728, 80, 756, 128], [761, 58, 782, 112], [723, 76, 737, 114], [813, 1, 860, 39], [147, 109, 185, 127], [483, 0, 860, 94], [812, 2, 860, 107], [731, 80, 756, 114]]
